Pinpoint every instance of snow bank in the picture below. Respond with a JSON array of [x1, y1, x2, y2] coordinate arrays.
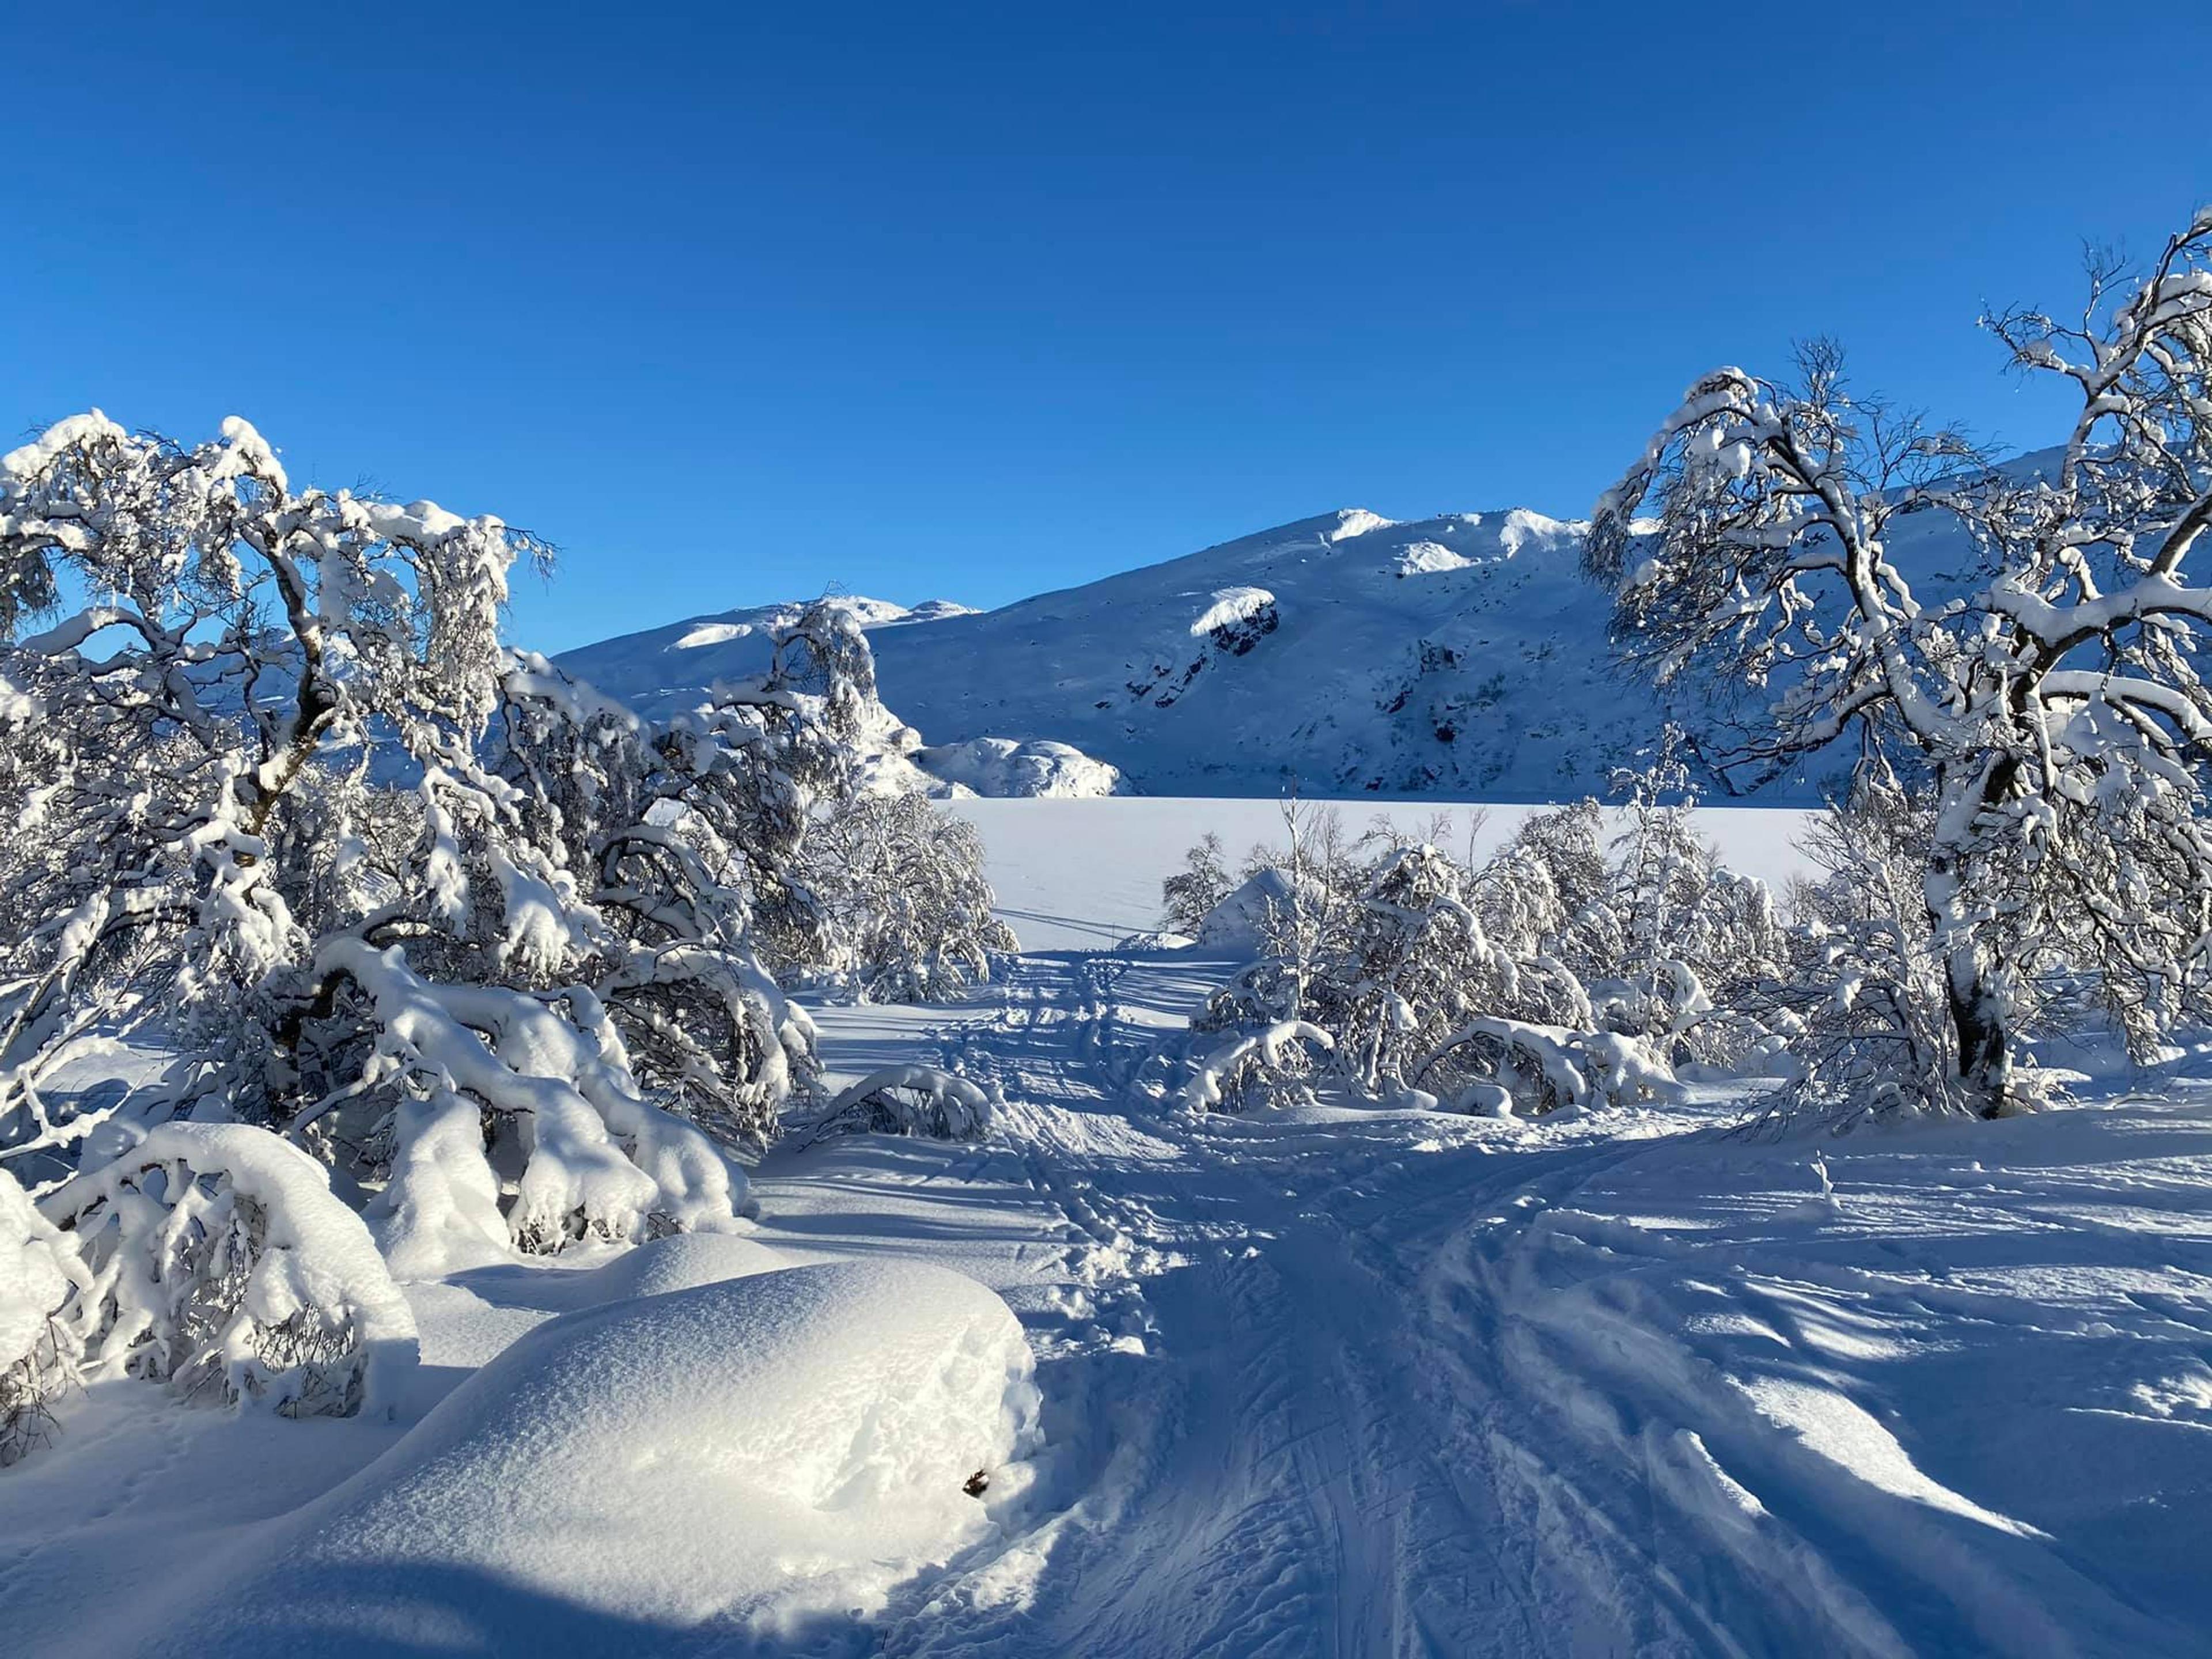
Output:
[[159, 1261, 1037, 1652], [577, 1229, 793, 1301], [1325, 508, 1393, 542], [1394, 540, 1478, 576], [673, 620, 753, 649], [916, 736, 1130, 798]]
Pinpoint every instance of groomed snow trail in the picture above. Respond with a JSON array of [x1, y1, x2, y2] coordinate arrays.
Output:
[[771, 949, 2212, 1659]]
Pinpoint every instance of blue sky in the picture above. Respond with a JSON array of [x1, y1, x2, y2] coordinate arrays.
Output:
[[7, 2, 2210, 652]]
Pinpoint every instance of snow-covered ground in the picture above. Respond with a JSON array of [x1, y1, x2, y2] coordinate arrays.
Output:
[[7, 805, 2211, 1657]]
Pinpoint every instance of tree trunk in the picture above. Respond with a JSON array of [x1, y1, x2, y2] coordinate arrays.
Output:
[[1945, 949, 2010, 1118], [1929, 755, 2017, 1118]]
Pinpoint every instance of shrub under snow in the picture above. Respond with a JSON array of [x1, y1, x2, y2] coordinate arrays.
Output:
[[41, 1122, 419, 1419], [0, 1165, 89, 1463], [806, 1065, 997, 1142], [1185, 783, 1783, 1116], [1181, 1021, 1335, 1112], [161, 1260, 1038, 1649]]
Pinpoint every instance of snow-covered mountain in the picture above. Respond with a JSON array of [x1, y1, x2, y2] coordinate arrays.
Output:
[[558, 507, 1850, 801]]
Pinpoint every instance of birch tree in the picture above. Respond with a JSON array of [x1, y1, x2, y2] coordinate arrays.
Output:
[[1588, 210, 2212, 1114]]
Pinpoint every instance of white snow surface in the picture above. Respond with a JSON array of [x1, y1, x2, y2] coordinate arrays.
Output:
[[556, 503, 1964, 798], [8, 804, 2212, 1657]]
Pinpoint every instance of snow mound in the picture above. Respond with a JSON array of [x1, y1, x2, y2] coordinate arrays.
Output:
[[1495, 506, 1573, 554], [917, 736, 1129, 798], [898, 599, 978, 624], [577, 1229, 793, 1301], [158, 1261, 1038, 1653], [1394, 540, 1477, 576], [1195, 866, 1315, 949], [1325, 508, 1394, 542]]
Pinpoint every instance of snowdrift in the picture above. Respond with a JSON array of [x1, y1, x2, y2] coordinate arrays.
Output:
[[141, 1260, 1037, 1656]]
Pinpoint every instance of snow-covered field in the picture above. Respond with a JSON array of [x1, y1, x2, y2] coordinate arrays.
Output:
[[7, 803, 2212, 1657], [954, 796, 1817, 950]]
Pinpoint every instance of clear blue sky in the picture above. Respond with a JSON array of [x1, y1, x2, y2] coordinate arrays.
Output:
[[7, 2, 2210, 652]]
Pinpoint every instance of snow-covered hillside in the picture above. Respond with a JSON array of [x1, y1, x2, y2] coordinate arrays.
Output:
[[560, 507, 1880, 801], [562, 597, 1128, 800]]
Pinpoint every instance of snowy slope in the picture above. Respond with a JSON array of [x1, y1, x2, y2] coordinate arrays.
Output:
[[560, 509, 1862, 801]]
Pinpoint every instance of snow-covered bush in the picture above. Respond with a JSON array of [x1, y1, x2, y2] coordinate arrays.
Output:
[[1161, 832, 1234, 936], [0, 1165, 89, 1463], [1586, 739, 1792, 1067], [1589, 211, 2212, 1116], [1184, 784, 1787, 1116], [1763, 771, 1966, 1126], [1180, 1021, 1334, 1112], [796, 791, 1016, 1002], [1410, 1017, 1600, 1116], [0, 415, 813, 1255], [40, 1123, 417, 1418], [804, 1065, 996, 1141]]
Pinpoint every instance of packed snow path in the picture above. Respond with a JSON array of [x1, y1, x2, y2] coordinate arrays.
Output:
[[762, 951, 2212, 1657]]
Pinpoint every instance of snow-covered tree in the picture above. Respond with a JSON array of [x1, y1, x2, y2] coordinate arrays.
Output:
[[796, 791, 1016, 1002], [1589, 211, 2212, 1115], [0, 414, 808, 1254], [1592, 737, 1791, 1064], [1492, 800, 1619, 976], [1161, 832, 1233, 935], [1771, 769, 1963, 1123]]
